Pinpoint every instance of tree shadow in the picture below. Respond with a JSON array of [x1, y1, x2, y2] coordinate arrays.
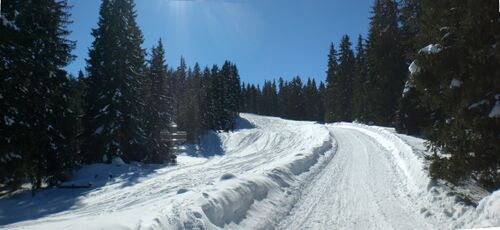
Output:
[[0, 163, 164, 226], [234, 116, 255, 130], [183, 131, 224, 157]]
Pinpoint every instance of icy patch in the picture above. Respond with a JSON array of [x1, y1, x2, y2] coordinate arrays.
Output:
[[419, 44, 442, 54]]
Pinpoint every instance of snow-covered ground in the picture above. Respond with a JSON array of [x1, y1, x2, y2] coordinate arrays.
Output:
[[0, 114, 498, 229]]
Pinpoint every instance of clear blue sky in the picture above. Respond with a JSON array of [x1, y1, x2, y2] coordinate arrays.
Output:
[[66, 0, 373, 85]]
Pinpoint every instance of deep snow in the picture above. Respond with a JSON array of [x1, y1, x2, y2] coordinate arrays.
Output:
[[0, 114, 498, 229]]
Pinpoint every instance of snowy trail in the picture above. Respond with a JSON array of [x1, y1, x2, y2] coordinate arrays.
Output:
[[0, 114, 498, 229], [279, 126, 432, 229], [0, 114, 335, 229]]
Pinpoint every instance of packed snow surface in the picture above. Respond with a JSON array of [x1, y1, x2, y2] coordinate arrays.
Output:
[[0, 114, 498, 229]]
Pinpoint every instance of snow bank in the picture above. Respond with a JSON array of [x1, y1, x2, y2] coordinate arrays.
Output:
[[331, 123, 498, 229], [168, 126, 335, 229], [333, 123, 429, 191], [469, 190, 500, 227]]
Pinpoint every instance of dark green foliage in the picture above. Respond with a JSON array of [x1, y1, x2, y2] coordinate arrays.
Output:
[[364, 0, 407, 125], [336, 35, 356, 122], [0, 0, 77, 193], [411, 0, 500, 189], [182, 63, 204, 143], [323, 36, 356, 122], [352, 35, 368, 121], [174, 61, 241, 135], [144, 40, 174, 163], [240, 76, 325, 122], [324, 43, 339, 122], [83, 0, 147, 163], [260, 80, 279, 116]]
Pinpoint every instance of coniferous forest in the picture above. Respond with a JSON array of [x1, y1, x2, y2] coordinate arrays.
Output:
[[0, 0, 241, 194], [0, 0, 498, 196]]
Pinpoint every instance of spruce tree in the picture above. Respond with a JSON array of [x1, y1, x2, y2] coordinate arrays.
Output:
[[0, 0, 77, 193], [413, 0, 499, 189], [324, 43, 339, 122], [337, 35, 356, 122], [173, 57, 188, 131], [365, 0, 407, 125], [184, 63, 203, 142], [353, 35, 368, 121], [83, 0, 147, 163], [144, 39, 174, 163]]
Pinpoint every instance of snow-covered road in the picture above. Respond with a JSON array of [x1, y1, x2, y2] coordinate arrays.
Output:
[[0, 114, 498, 229], [279, 126, 432, 229]]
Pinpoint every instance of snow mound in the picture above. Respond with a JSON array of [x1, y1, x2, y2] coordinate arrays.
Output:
[[470, 190, 500, 227]]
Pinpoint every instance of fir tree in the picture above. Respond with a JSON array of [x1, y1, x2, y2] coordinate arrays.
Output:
[[0, 0, 77, 193], [83, 0, 147, 163], [412, 0, 499, 189], [353, 35, 368, 121], [144, 39, 174, 163], [337, 35, 356, 122], [324, 43, 339, 122], [365, 0, 407, 125]]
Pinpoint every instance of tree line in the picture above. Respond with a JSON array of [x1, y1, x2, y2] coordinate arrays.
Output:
[[0, 0, 241, 194], [240, 77, 325, 122]]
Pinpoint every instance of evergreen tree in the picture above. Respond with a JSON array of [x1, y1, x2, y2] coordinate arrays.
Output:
[[353, 35, 368, 121], [364, 0, 407, 125], [0, 0, 77, 193], [83, 0, 147, 163], [337, 35, 356, 122], [324, 43, 339, 122], [261, 80, 279, 116], [303, 78, 321, 121], [285, 77, 305, 120], [412, 0, 499, 189], [317, 81, 326, 122], [184, 63, 204, 143], [173, 57, 188, 132], [144, 39, 174, 163]]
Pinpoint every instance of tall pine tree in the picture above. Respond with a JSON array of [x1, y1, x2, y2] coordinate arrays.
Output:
[[365, 0, 407, 125], [83, 0, 147, 163], [144, 39, 174, 163], [0, 0, 77, 193], [324, 43, 339, 122]]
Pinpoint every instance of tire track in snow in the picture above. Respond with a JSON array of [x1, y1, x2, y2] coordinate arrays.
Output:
[[278, 126, 433, 230]]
